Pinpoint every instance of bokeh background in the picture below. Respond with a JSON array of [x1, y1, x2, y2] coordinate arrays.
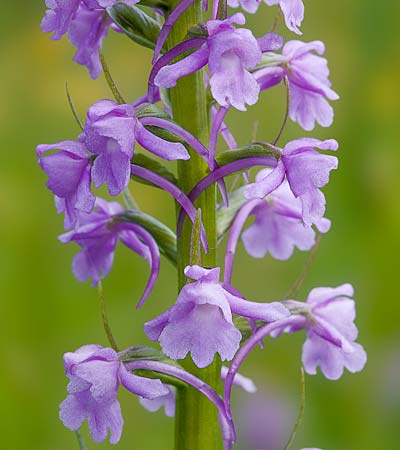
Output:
[[1, 1, 399, 449]]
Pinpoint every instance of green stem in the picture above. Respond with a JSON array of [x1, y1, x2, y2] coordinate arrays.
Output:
[[166, 2, 222, 449], [75, 429, 88, 450], [98, 282, 119, 352], [284, 368, 306, 450]]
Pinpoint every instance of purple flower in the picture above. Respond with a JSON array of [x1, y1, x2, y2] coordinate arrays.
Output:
[[59, 198, 160, 307], [41, 1, 140, 78], [144, 265, 289, 368], [228, 0, 304, 34], [37, 99, 189, 216], [242, 177, 330, 260], [68, 4, 112, 79], [276, 284, 367, 380], [82, 100, 189, 196], [36, 140, 94, 229], [255, 40, 339, 130], [265, 0, 304, 34], [41, 1, 113, 79], [139, 385, 176, 417], [245, 138, 338, 227], [59, 344, 169, 444], [41, 0, 81, 40], [155, 14, 262, 111]]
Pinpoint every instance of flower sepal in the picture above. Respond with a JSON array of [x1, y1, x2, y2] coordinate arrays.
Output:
[[118, 346, 187, 388], [118, 345, 168, 362], [216, 142, 281, 167], [106, 2, 162, 51], [186, 22, 209, 39]]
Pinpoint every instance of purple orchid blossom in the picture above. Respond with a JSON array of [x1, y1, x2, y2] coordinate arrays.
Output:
[[241, 177, 330, 260], [245, 138, 338, 227], [36, 140, 94, 229], [277, 284, 368, 380], [255, 40, 339, 130], [68, 4, 113, 79], [140, 365, 256, 417], [265, 0, 304, 34], [41, 0, 82, 40], [41, 1, 139, 78], [224, 284, 367, 420], [59, 198, 160, 308], [228, 0, 304, 34], [38, 99, 214, 229], [224, 180, 330, 284], [154, 14, 263, 111], [59, 344, 169, 444], [82, 99, 189, 196], [144, 265, 289, 368]]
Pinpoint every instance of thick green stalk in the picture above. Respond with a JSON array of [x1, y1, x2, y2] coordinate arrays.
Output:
[[166, 2, 222, 449]]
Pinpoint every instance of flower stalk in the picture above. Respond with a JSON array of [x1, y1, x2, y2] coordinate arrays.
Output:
[[166, 0, 222, 448]]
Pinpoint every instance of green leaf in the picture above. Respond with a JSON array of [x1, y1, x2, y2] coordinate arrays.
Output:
[[65, 82, 84, 131], [106, 3, 161, 51], [216, 143, 281, 167], [115, 209, 177, 266], [131, 152, 178, 187], [99, 51, 126, 104], [138, 0, 169, 14]]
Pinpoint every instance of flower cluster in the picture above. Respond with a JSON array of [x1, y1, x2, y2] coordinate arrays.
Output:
[[38, 0, 366, 449]]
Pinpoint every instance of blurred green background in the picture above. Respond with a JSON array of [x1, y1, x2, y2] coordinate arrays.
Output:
[[1, 1, 399, 449]]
